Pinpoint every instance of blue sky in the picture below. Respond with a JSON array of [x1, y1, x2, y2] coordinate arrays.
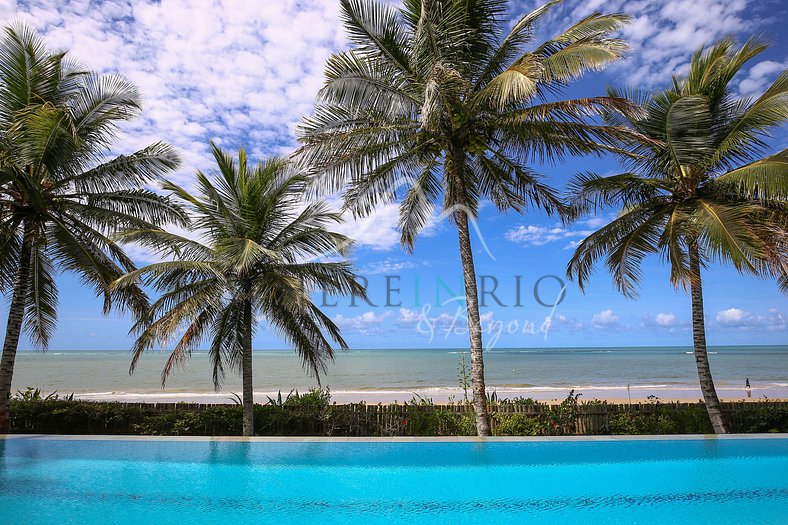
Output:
[[1, 0, 786, 351]]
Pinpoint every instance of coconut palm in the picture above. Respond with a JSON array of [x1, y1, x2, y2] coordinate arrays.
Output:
[[0, 24, 184, 433], [113, 143, 366, 436], [297, 0, 638, 435], [566, 37, 788, 433]]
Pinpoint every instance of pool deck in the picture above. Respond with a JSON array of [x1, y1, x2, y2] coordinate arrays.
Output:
[[1, 433, 785, 442]]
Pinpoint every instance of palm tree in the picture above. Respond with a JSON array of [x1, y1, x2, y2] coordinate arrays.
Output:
[[297, 0, 638, 435], [566, 38, 787, 434], [0, 24, 184, 433], [113, 143, 366, 436]]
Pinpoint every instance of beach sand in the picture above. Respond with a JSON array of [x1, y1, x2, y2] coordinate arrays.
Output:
[[71, 384, 786, 405]]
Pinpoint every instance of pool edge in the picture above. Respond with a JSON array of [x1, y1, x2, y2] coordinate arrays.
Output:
[[1, 433, 785, 442]]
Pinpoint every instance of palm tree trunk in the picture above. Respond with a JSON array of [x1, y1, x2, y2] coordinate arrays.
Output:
[[450, 157, 491, 436], [0, 226, 32, 434], [689, 242, 727, 434], [241, 297, 254, 437]]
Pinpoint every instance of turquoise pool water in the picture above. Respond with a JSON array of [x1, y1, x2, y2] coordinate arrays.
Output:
[[1, 437, 786, 524]]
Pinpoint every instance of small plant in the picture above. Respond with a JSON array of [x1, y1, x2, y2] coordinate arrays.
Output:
[[498, 396, 538, 406], [542, 390, 581, 435], [13, 387, 73, 402], [266, 390, 290, 406], [228, 392, 242, 405], [457, 353, 470, 403]]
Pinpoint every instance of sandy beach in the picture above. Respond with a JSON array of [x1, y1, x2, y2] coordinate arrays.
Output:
[[70, 384, 788, 405]]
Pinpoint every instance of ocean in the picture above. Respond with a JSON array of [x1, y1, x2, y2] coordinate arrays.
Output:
[[9, 345, 788, 403]]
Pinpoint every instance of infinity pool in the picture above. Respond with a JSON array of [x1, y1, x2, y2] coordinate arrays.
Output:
[[1, 436, 786, 524]]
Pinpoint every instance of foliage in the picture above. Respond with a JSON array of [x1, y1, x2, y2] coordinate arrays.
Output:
[[732, 404, 788, 433], [266, 389, 332, 409], [112, 144, 366, 388], [255, 389, 333, 436], [0, 23, 184, 346], [543, 389, 582, 434], [296, 0, 641, 436], [134, 406, 244, 436], [495, 396, 538, 406], [565, 36, 787, 435], [399, 396, 464, 436], [457, 410, 479, 436], [566, 37, 788, 297], [8, 393, 787, 436], [297, 0, 638, 241], [608, 412, 680, 435], [457, 353, 470, 403], [608, 408, 712, 435], [493, 413, 542, 436], [12, 387, 73, 402]]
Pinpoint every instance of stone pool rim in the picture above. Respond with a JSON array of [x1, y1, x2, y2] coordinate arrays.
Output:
[[1, 433, 784, 443]]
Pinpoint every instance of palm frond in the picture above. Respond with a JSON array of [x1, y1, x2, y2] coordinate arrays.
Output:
[[567, 203, 669, 294], [711, 149, 788, 201], [23, 246, 57, 348]]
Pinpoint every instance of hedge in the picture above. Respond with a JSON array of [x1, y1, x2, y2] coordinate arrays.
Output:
[[8, 389, 788, 436]]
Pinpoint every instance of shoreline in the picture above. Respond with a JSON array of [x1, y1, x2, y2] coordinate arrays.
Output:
[[69, 384, 788, 404]]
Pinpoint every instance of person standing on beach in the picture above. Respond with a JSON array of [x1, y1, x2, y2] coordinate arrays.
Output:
[[745, 378, 752, 398]]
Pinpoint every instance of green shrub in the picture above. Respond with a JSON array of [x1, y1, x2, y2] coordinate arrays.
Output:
[[8, 393, 787, 437], [608, 412, 678, 435], [404, 407, 461, 436], [731, 405, 788, 433], [457, 410, 478, 436], [493, 413, 542, 436]]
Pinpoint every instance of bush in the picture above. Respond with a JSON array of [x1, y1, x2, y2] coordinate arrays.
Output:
[[493, 414, 542, 436], [608, 412, 678, 435], [730, 404, 788, 433], [607, 402, 714, 435], [8, 391, 787, 437], [457, 411, 478, 436], [133, 406, 243, 436]]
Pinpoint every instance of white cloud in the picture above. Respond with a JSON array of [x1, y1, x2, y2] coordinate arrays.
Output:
[[1, 2, 454, 256], [640, 312, 688, 332], [4, 0, 777, 261], [361, 257, 420, 275], [767, 308, 787, 331], [332, 310, 392, 335], [397, 306, 495, 331], [398, 307, 454, 329], [330, 196, 443, 252], [715, 307, 787, 331], [505, 215, 613, 250], [655, 312, 678, 326], [0, 1, 16, 21], [591, 309, 619, 328], [549, 0, 760, 86], [716, 307, 749, 325], [398, 307, 423, 324], [3, 0, 347, 189], [505, 224, 593, 248], [548, 313, 584, 331], [738, 60, 786, 97]]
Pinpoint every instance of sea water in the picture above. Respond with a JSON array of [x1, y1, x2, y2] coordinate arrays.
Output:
[[8, 345, 788, 401]]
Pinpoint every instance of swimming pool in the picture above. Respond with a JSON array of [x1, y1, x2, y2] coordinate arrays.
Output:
[[1, 436, 786, 524]]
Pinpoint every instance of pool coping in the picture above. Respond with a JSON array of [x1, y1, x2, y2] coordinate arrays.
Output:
[[1, 433, 785, 443]]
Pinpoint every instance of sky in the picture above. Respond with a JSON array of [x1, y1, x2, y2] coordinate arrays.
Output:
[[0, 0, 786, 352]]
